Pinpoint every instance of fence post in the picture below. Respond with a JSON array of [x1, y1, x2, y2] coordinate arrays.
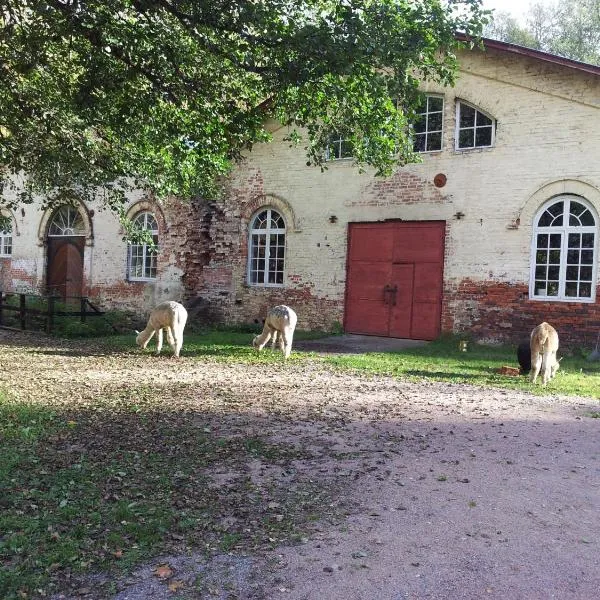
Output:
[[19, 294, 26, 330], [80, 297, 87, 323], [47, 295, 55, 334], [0, 292, 3, 327]]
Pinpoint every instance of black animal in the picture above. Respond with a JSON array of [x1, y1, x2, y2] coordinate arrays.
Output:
[[517, 340, 531, 375]]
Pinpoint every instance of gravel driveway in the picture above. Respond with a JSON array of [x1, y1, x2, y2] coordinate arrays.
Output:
[[1, 329, 599, 600]]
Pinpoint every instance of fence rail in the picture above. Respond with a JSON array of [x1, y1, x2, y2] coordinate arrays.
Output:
[[0, 292, 104, 334]]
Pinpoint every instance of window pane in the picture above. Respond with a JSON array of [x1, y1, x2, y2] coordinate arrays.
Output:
[[459, 104, 475, 128], [581, 250, 593, 264], [580, 266, 593, 281], [568, 233, 581, 248], [428, 112, 443, 131], [548, 202, 564, 218], [549, 234, 561, 248], [413, 134, 426, 152], [548, 266, 560, 280], [537, 234, 549, 247], [565, 281, 578, 297], [534, 281, 546, 295], [548, 250, 561, 263], [579, 210, 595, 226], [536, 250, 548, 263], [458, 129, 474, 148], [477, 113, 493, 127], [475, 127, 492, 147], [579, 282, 592, 297], [566, 265, 579, 280], [428, 96, 443, 112], [582, 233, 595, 248], [426, 132, 442, 151], [535, 266, 547, 279], [413, 116, 427, 135], [547, 282, 559, 296]]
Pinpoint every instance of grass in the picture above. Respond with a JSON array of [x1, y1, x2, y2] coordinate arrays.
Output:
[[1, 329, 599, 598], [0, 392, 330, 599], [321, 336, 600, 399]]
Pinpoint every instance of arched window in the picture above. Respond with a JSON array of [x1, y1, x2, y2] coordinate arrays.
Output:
[[48, 205, 86, 236], [248, 208, 286, 286], [530, 196, 598, 301], [128, 212, 159, 280], [455, 101, 495, 150], [0, 212, 13, 256]]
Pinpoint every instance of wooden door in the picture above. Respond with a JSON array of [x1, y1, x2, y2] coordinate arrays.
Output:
[[345, 221, 445, 340], [47, 237, 85, 299]]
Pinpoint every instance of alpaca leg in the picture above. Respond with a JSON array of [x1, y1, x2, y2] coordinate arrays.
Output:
[[165, 326, 177, 356], [541, 351, 551, 385], [173, 325, 184, 358], [530, 351, 542, 384], [277, 330, 285, 353], [155, 328, 163, 355], [271, 330, 279, 351]]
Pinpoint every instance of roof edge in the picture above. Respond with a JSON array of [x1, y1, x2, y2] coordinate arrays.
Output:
[[456, 33, 600, 77]]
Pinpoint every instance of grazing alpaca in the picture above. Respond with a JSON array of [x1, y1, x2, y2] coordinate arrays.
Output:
[[135, 301, 188, 357], [517, 340, 531, 375], [252, 305, 297, 359], [529, 322, 560, 385]]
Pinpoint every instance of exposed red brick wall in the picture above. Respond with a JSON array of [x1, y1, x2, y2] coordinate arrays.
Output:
[[350, 171, 449, 206], [444, 278, 600, 349]]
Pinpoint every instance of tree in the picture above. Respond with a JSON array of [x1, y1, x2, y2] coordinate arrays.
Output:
[[483, 10, 540, 49], [484, 0, 600, 65], [0, 1, 488, 212]]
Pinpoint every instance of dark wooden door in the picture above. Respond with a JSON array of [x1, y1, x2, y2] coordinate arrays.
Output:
[[47, 237, 85, 298], [345, 221, 445, 340]]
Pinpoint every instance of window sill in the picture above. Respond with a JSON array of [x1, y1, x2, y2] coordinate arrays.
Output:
[[529, 295, 596, 304], [127, 277, 157, 283]]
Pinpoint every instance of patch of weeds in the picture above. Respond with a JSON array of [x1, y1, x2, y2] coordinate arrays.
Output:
[[0, 395, 337, 599]]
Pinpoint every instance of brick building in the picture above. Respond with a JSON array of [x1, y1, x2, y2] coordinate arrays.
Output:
[[1, 38, 599, 347]]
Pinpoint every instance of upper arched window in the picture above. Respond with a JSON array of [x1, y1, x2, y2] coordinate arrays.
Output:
[[455, 101, 495, 150], [127, 211, 159, 280], [530, 196, 598, 302], [48, 205, 86, 236], [0, 212, 12, 256], [248, 208, 286, 286]]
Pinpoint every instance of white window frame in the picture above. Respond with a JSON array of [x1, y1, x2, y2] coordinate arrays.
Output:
[[529, 195, 598, 303], [127, 212, 159, 281], [455, 101, 495, 150], [0, 215, 12, 257], [247, 208, 286, 287], [325, 134, 353, 161], [413, 95, 444, 153]]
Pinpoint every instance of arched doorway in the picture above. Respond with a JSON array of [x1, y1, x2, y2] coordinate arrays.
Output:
[[46, 205, 87, 298]]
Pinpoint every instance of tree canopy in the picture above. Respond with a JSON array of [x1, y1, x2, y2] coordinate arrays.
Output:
[[0, 1, 487, 210], [485, 0, 600, 66]]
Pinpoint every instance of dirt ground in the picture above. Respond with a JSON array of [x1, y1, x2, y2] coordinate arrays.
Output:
[[1, 329, 600, 600]]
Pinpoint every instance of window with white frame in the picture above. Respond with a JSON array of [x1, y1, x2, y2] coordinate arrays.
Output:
[[530, 196, 597, 301], [456, 101, 495, 149], [248, 208, 286, 286], [326, 133, 353, 160], [0, 214, 12, 256], [128, 212, 159, 280], [413, 95, 444, 152], [48, 205, 86, 236]]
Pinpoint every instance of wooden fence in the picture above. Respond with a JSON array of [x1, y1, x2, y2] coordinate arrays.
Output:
[[0, 292, 105, 334]]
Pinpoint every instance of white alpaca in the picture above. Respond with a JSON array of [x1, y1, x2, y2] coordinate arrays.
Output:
[[529, 322, 560, 385], [135, 301, 188, 358], [252, 305, 297, 359]]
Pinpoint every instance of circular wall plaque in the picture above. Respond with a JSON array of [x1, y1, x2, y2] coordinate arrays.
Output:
[[433, 173, 447, 188]]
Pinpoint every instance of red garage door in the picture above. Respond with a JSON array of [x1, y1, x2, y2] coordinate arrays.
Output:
[[345, 221, 445, 340]]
